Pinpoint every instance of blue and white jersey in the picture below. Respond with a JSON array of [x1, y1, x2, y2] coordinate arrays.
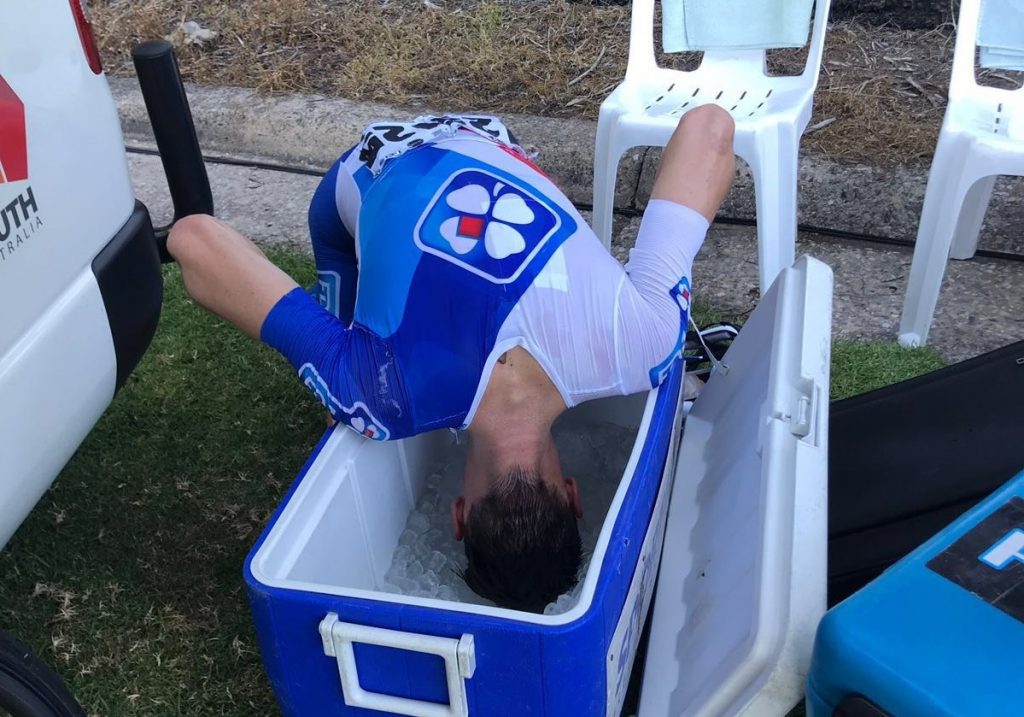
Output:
[[260, 119, 708, 441]]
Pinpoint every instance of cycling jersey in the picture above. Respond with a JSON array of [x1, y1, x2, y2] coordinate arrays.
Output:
[[260, 116, 708, 440]]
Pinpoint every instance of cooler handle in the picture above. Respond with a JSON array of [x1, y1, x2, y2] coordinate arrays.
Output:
[[319, 613, 477, 717]]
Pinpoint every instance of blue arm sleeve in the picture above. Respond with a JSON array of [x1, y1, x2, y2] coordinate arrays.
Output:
[[260, 287, 401, 440], [308, 157, 359, 325]]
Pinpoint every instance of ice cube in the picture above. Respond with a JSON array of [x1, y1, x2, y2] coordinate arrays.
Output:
[[386, 559, 408, 582], [544, 590, 577, 615], [417, 493, 439, 513], [443, 545, 465, 573], [427, 551, 447, 573], [408, 513, 431, 535], [418, 570, 440, 598], [412, 540, 432, 562], [394, 576, 418, 594], [407, 560, 425, 580]]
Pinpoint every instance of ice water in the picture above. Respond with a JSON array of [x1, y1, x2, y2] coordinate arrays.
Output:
[[378, 417, 636, 614]]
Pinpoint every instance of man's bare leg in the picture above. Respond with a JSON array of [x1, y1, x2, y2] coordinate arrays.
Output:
[[166, 215, 299, 339], [652, 104, 735, 221]]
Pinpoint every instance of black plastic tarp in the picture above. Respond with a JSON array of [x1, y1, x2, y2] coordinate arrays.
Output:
[[828, 340, 1024, 604]]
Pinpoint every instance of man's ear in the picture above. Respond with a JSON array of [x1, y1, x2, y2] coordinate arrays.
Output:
[[451, 496, 467, 541], [565, 477, 583, 519]]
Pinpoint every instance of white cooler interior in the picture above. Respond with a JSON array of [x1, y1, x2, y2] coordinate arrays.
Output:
[[250, 390, 655, 620]]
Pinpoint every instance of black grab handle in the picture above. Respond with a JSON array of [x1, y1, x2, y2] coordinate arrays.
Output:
[[132, 40, 214, 234]]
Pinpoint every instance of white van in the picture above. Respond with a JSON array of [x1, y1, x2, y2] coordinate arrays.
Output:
[[0, 2, 208, 714]]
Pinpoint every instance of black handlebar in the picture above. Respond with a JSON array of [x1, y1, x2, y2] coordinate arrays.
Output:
[[132, 40, 214, 233]]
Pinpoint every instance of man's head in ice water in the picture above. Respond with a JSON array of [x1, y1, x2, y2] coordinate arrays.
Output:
[[452, 347, 584, 611], [451, 464, 583, 612]]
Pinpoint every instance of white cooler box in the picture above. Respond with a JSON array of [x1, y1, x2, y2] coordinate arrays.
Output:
[[244, 257, 833, 717]]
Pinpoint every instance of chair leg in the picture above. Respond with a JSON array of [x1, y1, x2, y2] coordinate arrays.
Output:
[[592, 109, 625, 251], [749, 125, 799, 296], [898, 135, 974, 347], [949, 174, 997, 260]]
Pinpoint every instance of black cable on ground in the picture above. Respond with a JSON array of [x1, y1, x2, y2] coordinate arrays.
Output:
[[710, 215, 1024, 263], [125, 145, 1024, 264], [126, 145, 326, 177], [578, 203, 1024, 264]]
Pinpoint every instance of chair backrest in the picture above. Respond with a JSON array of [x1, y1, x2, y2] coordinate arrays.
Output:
[[950, 0, 1024, 98], [626, 0, 832, 90]]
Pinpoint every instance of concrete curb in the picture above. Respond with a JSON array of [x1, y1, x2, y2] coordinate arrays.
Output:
[[111, 78, 1024, 256]]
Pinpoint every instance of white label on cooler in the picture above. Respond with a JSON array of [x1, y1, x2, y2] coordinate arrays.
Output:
[[605, 413, 679, 717]]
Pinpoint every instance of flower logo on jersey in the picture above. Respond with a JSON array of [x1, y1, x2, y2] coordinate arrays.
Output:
[[440, 183, 535, 259], [415, 169, 561, 283], [673, 277, 691, 315], [298, 363, 390, 440]]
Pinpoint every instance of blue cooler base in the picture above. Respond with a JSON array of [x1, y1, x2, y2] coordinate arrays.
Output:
[[244, 367, 683, 717], [808, 469, 1024, 717]]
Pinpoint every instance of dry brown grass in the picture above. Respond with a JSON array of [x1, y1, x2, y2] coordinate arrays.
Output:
[[94, 0, 632, 112], [92, 0, 1023, 167], [806, 22, 954, 162]]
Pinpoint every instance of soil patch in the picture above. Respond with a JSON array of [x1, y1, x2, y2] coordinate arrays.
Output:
[[828, 0, 951, 29]]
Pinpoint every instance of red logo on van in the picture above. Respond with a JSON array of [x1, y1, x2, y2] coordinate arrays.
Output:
[[0, 76, 28, 185]]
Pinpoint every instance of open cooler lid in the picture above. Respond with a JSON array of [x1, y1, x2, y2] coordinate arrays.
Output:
[[639, 256, 834, 717]]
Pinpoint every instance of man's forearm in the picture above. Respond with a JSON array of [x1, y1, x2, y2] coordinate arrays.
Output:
[[167, 215, 299, 340]]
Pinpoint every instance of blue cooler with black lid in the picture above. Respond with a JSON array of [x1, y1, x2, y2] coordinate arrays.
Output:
[[807, 469, 1024, 717]]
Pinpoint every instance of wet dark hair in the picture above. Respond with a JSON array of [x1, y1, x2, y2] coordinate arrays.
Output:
[[461, 466, 582, 613]]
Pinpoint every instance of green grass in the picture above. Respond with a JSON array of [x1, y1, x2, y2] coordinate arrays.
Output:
[[0, 251, 946, 715], [690, 300, 948, 402], [0, 251, 323, 716], [830, 339, 947, 401]]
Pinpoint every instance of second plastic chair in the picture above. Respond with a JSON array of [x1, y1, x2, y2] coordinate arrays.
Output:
[[592, 0, 832, 295], [898, 0, 1024, 347]]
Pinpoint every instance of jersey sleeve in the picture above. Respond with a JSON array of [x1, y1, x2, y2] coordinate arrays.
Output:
[[260, 287, 401, 440], [614, 199, 710, 391]]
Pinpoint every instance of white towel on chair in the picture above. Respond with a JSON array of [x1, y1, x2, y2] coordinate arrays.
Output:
[[978, 0, 1024, 70], [662, 0, 814, 53]]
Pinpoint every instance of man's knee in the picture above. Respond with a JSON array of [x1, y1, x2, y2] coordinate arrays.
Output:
[[166, 214, 221, 265], [678, 104, 735, 156]]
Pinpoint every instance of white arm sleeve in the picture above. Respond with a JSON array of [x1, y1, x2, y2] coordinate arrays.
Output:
[[614, 199, 710, 392]]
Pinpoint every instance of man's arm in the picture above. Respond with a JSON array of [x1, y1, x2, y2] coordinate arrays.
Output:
[[615, 105, 736, 389], [167, 214, 299, 339], [167, 214, 396, 437], [626, 103, 735, 303]]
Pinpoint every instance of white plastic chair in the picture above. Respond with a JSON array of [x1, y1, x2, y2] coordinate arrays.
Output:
[[899, 0, 1024, 347], [592, 0, 832, 295]]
